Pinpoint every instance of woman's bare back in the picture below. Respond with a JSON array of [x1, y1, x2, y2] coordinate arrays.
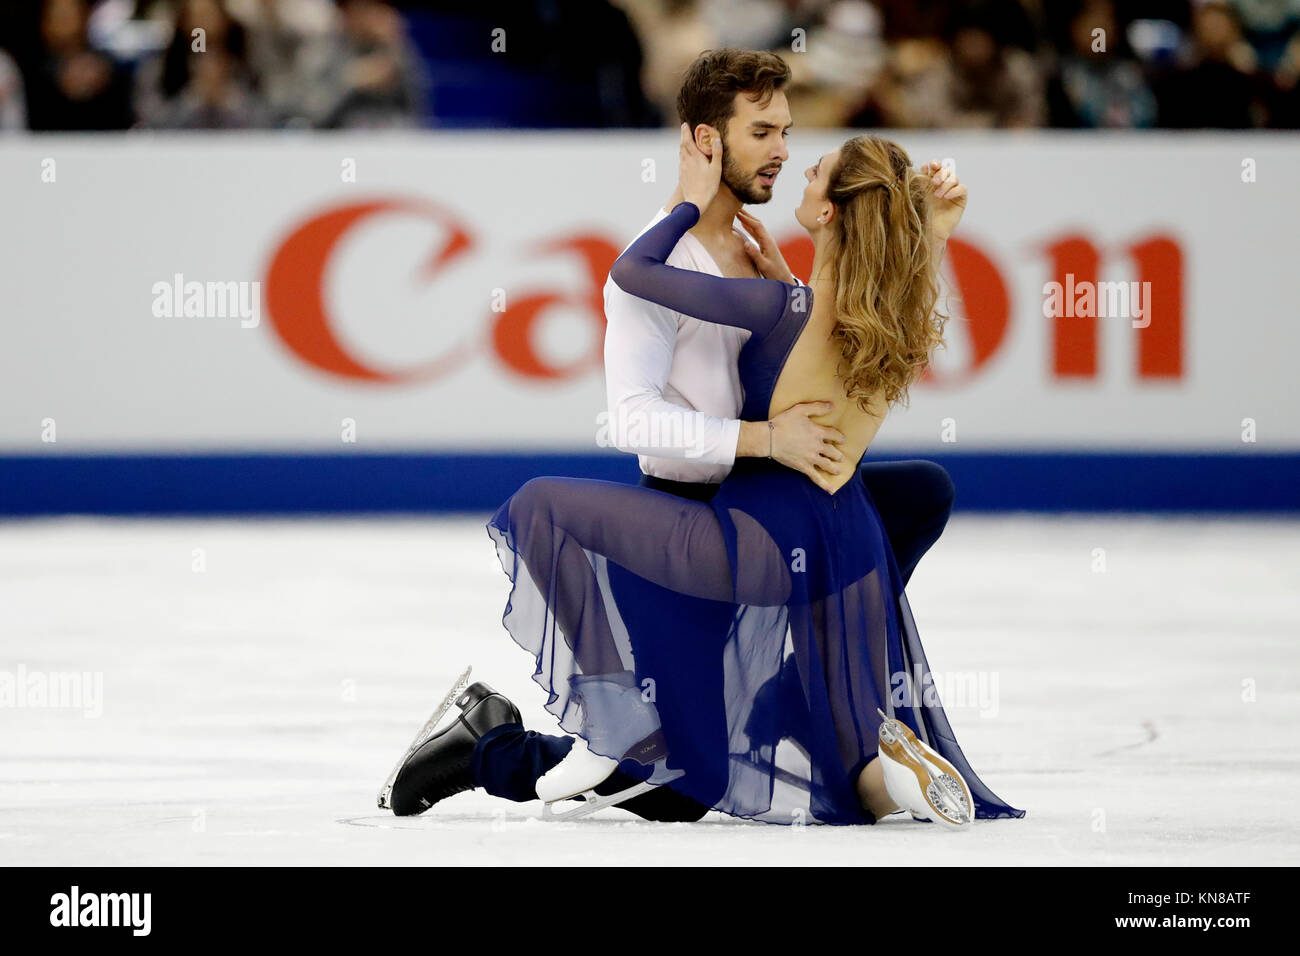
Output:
[[767, 296, 889, 493]]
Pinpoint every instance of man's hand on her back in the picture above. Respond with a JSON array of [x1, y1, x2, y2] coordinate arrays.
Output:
[[738, 402, 847, 492]]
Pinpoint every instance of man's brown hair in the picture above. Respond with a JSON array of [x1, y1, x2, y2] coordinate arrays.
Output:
[[676, 49, 791, 136]]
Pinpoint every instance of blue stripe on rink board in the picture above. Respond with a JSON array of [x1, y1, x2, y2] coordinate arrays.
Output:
[[0, 452, 1297, 515]]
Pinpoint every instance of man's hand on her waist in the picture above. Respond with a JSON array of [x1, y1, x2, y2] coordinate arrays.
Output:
[[738, 402, 846, 491]]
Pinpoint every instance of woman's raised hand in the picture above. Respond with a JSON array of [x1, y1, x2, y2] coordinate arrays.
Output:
[[679, 123, 722, 212], [920, 159, 967, 241], [737, 208, 796, 284]]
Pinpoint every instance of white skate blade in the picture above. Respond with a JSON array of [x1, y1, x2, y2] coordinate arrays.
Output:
[[541, 781, 659, 821], [535, 737, 619, 802], [376, 666, 473, 810], [876, 708, 974, 829]]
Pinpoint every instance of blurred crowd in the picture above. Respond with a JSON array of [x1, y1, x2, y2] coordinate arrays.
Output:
[[1, 0, 1299, 132]]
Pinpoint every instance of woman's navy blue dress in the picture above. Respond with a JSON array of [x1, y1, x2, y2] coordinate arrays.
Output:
[[487, 201, 1024, 825]]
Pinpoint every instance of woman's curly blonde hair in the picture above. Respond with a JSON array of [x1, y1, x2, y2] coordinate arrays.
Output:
[[825, 136, 949, 413]]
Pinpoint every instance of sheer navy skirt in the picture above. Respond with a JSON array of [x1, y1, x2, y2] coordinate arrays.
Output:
[[486, 457, 1024, 825]]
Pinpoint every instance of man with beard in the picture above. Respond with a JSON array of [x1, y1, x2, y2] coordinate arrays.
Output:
[[382, 50, 957, 824]]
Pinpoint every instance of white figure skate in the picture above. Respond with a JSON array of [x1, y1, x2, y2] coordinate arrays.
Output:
[[535, 672, 669, 820], [536, 735, 620, 803], [535, 736, 660, 820], [876, 708, 974, 828]]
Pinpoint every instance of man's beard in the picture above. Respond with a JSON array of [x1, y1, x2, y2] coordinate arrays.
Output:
[[723, 151, 775, 204]]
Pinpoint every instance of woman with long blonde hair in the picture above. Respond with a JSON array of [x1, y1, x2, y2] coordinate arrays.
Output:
[[391, 128, 1024, 828]]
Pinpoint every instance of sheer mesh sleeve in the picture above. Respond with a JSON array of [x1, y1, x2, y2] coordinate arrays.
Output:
[[609, 202, 793, 340]]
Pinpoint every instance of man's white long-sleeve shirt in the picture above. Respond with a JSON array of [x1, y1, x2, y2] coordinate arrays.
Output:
[[602, 208, 751, 483]]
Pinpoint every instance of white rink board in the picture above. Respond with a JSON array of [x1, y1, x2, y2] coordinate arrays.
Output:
[[1, 131, 1297, 455]]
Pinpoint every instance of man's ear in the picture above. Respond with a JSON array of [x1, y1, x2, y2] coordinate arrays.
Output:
[[694, 124, 720, 159]]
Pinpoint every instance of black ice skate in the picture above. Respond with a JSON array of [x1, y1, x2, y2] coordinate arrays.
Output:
[[377, 667, 521, 815]]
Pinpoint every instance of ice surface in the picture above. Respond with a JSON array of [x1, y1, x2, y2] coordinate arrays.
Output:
[[1, 514, 1296, 866]]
